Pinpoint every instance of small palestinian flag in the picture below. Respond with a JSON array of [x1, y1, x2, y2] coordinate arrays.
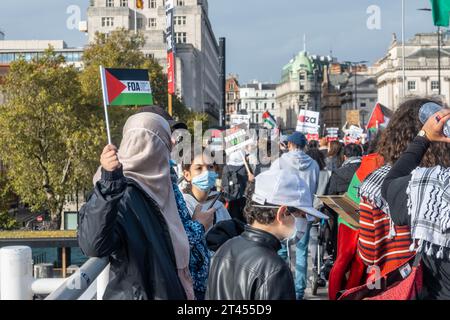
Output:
[[262, 111, 277, 129], [100, 67, 154, 107], [367, 103, 391, 133]]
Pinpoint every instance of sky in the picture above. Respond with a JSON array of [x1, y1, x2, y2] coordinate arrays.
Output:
[[0, 0, 443, 83]]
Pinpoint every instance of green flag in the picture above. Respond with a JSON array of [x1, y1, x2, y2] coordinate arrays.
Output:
[[430, 0, 450, 27]]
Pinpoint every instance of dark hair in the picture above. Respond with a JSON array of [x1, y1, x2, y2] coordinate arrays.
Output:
[[306, 148, 326, 171], [243, 182, 278, 225], [328, 140, 343, 157], [344, 143, 363, 158], [378, 98, 450, 167], [327, 140, 344, 168], [308, 140, 319, 150]]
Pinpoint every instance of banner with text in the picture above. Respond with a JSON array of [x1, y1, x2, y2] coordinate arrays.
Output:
[[296, 110, 320, 135], [165, 0, 176, 94]]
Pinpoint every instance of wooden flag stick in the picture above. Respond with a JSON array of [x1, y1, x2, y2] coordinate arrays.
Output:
[[240, 151, 252, 176], [99, 66, 112, 145]]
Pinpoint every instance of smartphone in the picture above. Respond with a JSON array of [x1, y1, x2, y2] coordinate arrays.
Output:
[[208, 192, 223, 210]]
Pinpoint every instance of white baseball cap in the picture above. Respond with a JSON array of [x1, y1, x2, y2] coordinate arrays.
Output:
[[252, 168, 329, 220]]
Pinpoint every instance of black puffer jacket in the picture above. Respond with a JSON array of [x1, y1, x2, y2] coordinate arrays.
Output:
[[206, 226, 295, 300], [326, 157, 362, 195], [78, 168, 186, 300]]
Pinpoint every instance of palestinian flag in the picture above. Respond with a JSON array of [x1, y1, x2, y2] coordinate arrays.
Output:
[[430, 0, 450, 27], [367, 103, 391, 133], [100, 67, 154, 107], [262, 111, 277, 129]]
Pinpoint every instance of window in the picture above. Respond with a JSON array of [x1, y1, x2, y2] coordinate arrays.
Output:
[[102, 17, 114, 27], [360, 102, 366, 108], [408, 81, 416, 91], [256, 103, 259, 110], [264, 103, 267, 109], [137, 17, 144, 29], [177, 0, 185, 6], [175, 16, 186, 26], [255, 114, 259, 123], [299, 73, 305, 80], [120, 0, 128, 7], [245, 103, 248, 109], [431, 80, 440, 91], [300, 84, 305, 91], [148, 18, 157, 28], [175, 32, 187, 43], [106, 0, 114, 7], [272, 103, 275, 110], [229, 83, 234, 90], [145, 53, 155, 59], [149, 0, 157, 8]]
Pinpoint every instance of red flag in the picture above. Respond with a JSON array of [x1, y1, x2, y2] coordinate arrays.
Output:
[[367, 103, 386, 130]]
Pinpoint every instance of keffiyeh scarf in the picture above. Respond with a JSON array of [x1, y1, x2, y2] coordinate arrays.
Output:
[[359, 165, 392, 216], [407, 166, 450, 260]]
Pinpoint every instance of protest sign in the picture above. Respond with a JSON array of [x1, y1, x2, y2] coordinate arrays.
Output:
[[230, 114, 250, 127], [223, 124, 254, 155], [296, 110, 320, 134], [346, 110, 360, 126]]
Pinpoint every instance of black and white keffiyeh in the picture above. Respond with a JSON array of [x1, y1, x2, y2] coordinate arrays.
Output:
[[407, 166, 450, 259], [359, 165, 392, 216]]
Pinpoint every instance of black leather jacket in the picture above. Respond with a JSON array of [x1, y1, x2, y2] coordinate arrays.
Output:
[[206, 226, 295, 300], [78, 168, 186, 300]]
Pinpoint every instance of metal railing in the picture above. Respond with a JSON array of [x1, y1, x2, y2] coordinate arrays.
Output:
[[0, 246, 109, 300]]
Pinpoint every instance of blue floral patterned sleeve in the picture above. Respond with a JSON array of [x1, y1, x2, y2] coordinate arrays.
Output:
[[170, 167, 210, 299]]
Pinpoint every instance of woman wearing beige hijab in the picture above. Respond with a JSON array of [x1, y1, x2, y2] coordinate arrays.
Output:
[[78, 112, 193, 300]]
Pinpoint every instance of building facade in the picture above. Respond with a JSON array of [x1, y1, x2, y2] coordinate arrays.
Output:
[[340, 70, 378, 127], [276, 51, 333, 131], [86, 0, 222, 122], [239, 81, 278, 126], [0, 40, 84, 68], [321, 65, 349, 130], [225, 74, 240, 125], [376, 32, 450, 110]]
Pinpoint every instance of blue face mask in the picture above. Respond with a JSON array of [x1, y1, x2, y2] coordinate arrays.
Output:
[[192, 170, 218, 192]]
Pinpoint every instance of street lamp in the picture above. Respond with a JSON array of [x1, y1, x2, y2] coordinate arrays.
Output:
[[344, 61, 368, 110], [418, 8, 442, 96]]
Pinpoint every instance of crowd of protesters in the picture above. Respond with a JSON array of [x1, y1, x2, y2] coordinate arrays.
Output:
[[78, 98, 450, 300]]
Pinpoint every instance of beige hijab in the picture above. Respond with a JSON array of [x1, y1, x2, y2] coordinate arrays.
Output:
[[93, 113, 193, 300]]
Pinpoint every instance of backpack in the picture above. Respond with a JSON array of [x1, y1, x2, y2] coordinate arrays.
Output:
[[221, 165, 247, 202]]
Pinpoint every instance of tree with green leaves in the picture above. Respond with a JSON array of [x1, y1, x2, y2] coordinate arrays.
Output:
[[0, 50, 103, 229], [0, 171, 18, 230]]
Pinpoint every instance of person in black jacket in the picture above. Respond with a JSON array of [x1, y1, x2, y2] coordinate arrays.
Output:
[[382, 108, 450, 300], [326, 143, 362, 195], [206, 168, 329, 300], [78, 113, 191, 300]]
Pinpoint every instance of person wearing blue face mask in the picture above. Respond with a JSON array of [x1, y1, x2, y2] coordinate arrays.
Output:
[[182, 152, 232, 234]]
